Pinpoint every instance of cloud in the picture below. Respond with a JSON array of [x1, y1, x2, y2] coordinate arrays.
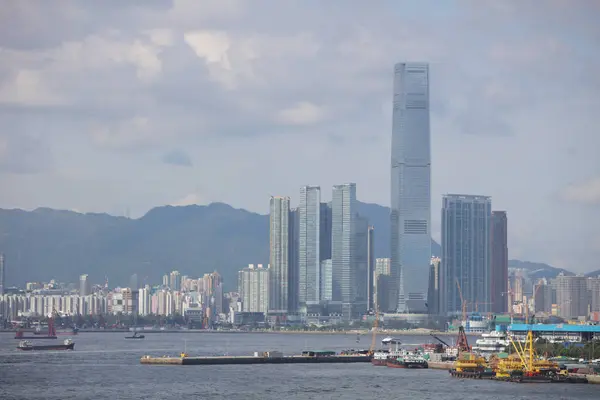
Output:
[[162, 149, 192, 167], [562, 177, 600, 205], [170, 192, 209, 207], [276, 102, 326, 126], [0, 0, 599, 273]]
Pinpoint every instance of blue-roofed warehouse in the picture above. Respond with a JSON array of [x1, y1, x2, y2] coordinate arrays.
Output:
[[506, 323, 600, 342]]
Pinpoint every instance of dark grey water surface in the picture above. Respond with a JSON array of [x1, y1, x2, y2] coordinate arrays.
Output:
[[0, 332, 597, 399]]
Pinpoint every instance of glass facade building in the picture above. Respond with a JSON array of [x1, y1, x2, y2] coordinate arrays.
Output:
[[298, 186, 321, 306], [440, 194, 492, 315], [269, 196, 290, 313], [390, 62, 431, 313], [332, 183, 357, 317]]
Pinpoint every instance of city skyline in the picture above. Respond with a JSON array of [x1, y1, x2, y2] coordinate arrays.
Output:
[[1, 2, 599, 277]]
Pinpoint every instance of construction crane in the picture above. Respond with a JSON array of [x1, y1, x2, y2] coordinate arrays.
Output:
[[502, 279, 515, 323], [368, 309, 379, 356], [455, 279, 467, 323]]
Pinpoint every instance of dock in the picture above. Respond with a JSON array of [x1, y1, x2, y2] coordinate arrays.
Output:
[[141, 354, 371, 366]]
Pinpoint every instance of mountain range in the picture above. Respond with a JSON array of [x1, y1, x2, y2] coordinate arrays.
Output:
[[0, 202, 591, 291]]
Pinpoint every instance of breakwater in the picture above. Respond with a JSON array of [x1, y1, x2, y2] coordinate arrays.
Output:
[[141, 354, 371, 365]]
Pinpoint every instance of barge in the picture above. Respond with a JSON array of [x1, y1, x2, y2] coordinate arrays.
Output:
[[141, 350, 371, 366]]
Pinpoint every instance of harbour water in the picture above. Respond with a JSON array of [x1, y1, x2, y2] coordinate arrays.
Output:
[[0, 332, 597, 399]]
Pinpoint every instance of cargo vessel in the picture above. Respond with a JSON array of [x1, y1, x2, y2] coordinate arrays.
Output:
[[17, 338, 75, 351]]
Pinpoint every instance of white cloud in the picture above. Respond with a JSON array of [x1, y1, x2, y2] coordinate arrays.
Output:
[[170, 192, 210, 207], [562, 177, 600, 205], [0, 69, 65, 106], [276, 102, 326, 126], [145, 29, 175, 47]]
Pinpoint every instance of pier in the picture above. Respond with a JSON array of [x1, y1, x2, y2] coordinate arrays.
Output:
[[141, 354, 371, 366]]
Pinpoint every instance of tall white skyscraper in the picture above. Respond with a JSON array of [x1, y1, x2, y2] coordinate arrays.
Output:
[[298, 186, 321, 307], [0, 253, 5, 295], [390, 62, 431, 314], [331, 183, 357, 318], [269, 196, 290, 313]]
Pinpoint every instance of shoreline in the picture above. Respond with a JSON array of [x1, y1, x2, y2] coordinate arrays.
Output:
[[1, 329, 477, 336]]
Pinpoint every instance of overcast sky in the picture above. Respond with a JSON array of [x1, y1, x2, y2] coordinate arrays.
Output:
[[0, 0, 599, 272]]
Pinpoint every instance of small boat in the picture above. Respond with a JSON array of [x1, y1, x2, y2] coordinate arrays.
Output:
[[125, 331, 145, 339], [17, 338, 75, 351]]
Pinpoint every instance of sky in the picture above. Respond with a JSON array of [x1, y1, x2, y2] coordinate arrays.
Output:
[[0, 0, 599, 273]]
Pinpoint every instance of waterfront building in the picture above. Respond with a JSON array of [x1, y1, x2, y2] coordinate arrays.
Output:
[[440, 194, 492, 315], [269, 196, 290, 313]]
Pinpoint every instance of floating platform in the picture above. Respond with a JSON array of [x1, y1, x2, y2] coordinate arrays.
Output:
[[141, 354, 371, 366]]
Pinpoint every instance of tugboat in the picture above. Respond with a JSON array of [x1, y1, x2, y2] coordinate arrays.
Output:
[[17, 338, 75, 351], [125, 331, 145, 339]]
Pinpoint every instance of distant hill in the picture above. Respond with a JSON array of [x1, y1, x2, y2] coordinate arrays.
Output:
[[586, 270, 600, 278], [508, 260, 575, 280], [0, 202, 568, 290]]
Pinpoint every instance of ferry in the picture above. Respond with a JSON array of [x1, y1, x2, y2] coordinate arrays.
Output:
[[472, 330, 509, 357]]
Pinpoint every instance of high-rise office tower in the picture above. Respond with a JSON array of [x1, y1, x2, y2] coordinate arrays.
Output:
[[288, 208, 299, 313], [0, 253, 5, 295], [332, 183, 357, 318], [490, 211, 508, 313], [367, 226, 375, 311], [319, 203, 332, 261], [440, 194, 492, 315], [352, 214, 369, 315], [427, 256, 441, 315], [555, 274, 588, 319], [298, 186, 321, 307], [390, 62, 431, 314], [269, 196, 290, 313]]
